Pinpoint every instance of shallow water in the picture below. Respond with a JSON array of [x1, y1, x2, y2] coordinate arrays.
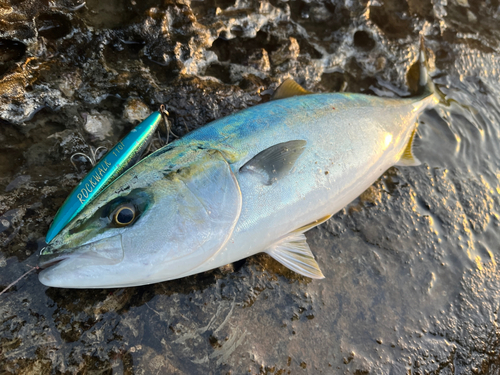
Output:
[[1, 0, 500, 373]]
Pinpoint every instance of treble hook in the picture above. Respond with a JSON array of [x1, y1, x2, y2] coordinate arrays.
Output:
[[70, 145, 107, 171], [159, 104, 179, 145]]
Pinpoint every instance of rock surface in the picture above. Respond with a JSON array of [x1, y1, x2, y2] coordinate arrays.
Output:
[[1, 0, 500, 373]]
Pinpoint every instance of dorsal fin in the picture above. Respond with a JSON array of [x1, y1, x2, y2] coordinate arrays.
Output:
[[272, 79, 312, 100], [239, 140, 307, 185], [396, 128, 421, 167]]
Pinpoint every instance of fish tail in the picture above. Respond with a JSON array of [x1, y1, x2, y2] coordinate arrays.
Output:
[[417, 36, 435, 98]]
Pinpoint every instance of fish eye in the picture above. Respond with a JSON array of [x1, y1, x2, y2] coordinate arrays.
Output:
[[112, 204, 136, 227]]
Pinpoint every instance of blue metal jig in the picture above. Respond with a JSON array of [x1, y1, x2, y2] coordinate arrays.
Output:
[[45, 111, 162, 243]]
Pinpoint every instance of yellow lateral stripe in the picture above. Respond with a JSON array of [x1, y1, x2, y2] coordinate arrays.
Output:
[[293, 214, 333, 234]]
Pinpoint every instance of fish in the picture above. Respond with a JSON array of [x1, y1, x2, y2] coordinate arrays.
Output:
[[38, 40, 437, 288]]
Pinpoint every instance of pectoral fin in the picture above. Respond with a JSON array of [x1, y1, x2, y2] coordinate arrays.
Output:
[[396, 128, 421, 167], [272, 79, 312, 100], [240, 140, 307, 185], [264, 215, 331, 279]]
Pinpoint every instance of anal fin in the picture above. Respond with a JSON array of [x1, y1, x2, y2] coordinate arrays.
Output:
[[396, 128, 421, 167], [265, 233, 324, 279], [265, 216, 332, 279]]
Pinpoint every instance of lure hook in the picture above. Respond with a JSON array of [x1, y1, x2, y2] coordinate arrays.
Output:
[[70, 145, 107, 171], [159, 104, 179, 145]]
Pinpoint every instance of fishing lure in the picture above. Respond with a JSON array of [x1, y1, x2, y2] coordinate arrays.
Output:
[[45, 111, 162, 243]]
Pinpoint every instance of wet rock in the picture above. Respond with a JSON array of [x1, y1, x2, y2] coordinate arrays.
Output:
[[56, 71, 82, 98], [1, 0, 500, 374], [0, 39, 26, 64], [369, 0, 412, 39], [442, 0, 500, 50], [248, 48, 271, 72], [36, 13, 72, 40], [270, 36, 300, 66], [353, 30, 376, 52], [82, 111, 114, 141], [288, 0, 350, 52], [204, 62, 232, 83], [123, 98, 151, 124], [5, 175, 31, 193]]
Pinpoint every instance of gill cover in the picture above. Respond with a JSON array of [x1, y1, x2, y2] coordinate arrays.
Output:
[[124, 148, 243, 278]]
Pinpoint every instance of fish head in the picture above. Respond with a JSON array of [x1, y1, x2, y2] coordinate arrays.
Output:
[[38, 146, 242, 288], [38, 155, 168, 288]]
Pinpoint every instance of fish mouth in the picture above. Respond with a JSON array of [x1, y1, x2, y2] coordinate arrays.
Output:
[[38, 234, 125, 270], [39, 252, 72, 269]]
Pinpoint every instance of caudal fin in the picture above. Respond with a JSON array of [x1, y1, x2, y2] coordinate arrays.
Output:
[[417, 36, 435, 97], [407, 36, 435, 98]]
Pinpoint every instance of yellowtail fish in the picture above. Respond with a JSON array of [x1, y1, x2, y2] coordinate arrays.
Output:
[[38, 40, 437, 288]]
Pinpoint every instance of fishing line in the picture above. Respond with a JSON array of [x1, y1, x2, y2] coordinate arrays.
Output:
[[0, 265, 39, 297]]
